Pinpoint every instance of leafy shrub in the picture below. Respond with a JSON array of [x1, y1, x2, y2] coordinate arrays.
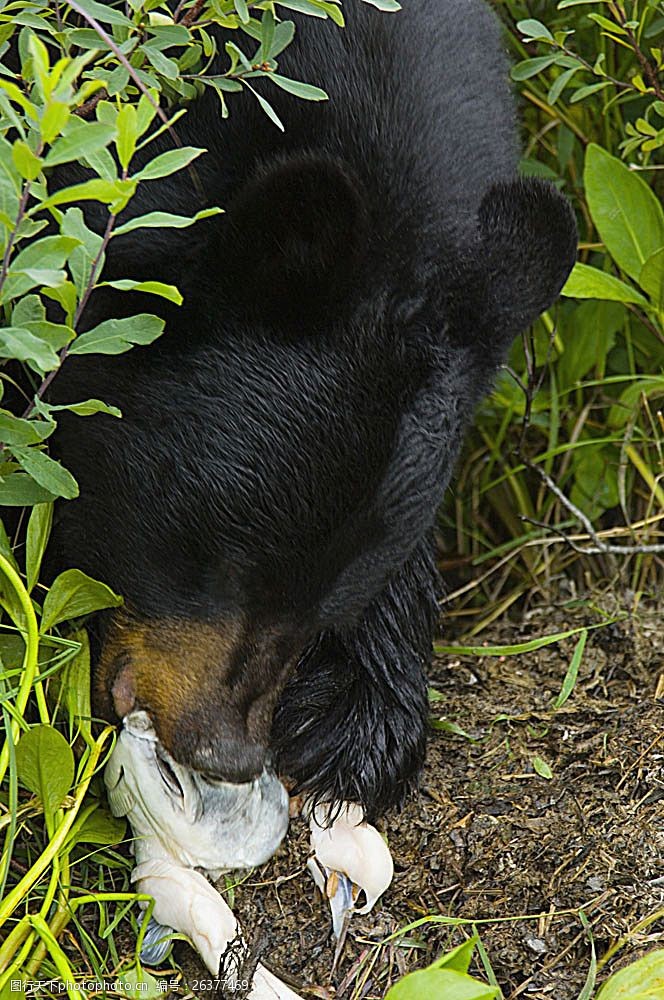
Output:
[[443, 1, 664, 624], [0, 1, 392, 991]]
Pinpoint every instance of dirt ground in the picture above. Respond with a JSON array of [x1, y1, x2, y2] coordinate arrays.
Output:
[[169, 599, 663, 1000]]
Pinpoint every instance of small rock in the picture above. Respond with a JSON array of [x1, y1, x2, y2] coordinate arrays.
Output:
[[525, 935, 547, 956]]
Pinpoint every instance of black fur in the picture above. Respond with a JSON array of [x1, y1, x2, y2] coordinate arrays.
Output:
[[272, 538, 439, 823], [47, 0, 577, 818]]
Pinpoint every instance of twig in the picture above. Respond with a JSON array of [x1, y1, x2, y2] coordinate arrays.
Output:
[[66, 0, 182, 146], [0, 179, 34, 297], [526, 463, 664, 555], [72, 88, 108, 119], [66, 0, 206, 199], [23, 212, 117, 417], [613, 6, 664, 101], [181, 0, 207, 28]]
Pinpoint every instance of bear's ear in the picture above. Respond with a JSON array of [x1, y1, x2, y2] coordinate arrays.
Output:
[[222, 156, 368, 327], [452, 178, 577, 351]]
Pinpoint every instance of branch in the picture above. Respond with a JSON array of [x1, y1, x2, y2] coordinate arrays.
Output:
[[66, 0, 182, 145], [23, 212, 118, 418], [527, 463, 664, 556]]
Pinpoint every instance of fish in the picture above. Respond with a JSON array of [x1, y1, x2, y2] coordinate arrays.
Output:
[[105, 710, 299, 998]]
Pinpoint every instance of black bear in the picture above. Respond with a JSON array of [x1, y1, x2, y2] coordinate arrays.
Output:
[[49, 0, 577, 834]]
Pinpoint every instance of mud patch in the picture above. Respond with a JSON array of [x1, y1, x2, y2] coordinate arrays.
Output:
[[172, 601, 663, 1000]]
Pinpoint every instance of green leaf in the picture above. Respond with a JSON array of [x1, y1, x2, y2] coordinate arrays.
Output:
[[553, 629, 587, 710], [106, 64, 131, 98], [10, 235, 80, 272], [116, 967, 161, 1000], [70, 314, 165, 355], [561, 263, 651, 308], [0, 270, 70, 304], [245, 83, 284, 130], [430, 719, 477, 741], [276, 0, 328, 16], [24, 321, 75, 352], [533, 756, 553, 780], [511, 56, 558, 81], [44, 121, 116, 168], [115, 103, 137, 172], [584, 145, 664, 283], [234, 0, 249, 21], [572, 444, 619, 516], [15, 724, 75, 818], [434, 938, 479, 974], [267, 19, 295, 58], [11, 447, 79, 500], [112, 206, 222, 236], [0, 526, 25, 623], [72, 0, 133, 27], [41, 178, 136, 214], [257, 7, 275, 59], [132, 146, 205, 182], [435, 620, 616, 658], [73, 803, 126, 846], [596, 949, 664, 999], [42, 281, 77, 324], [59, 629, 92, 740], [41, 569, 122, 632], [11, 294, 45, 326], [548, 66, 579, 104], [0, 327, 60, 372], [12, 139, 42, 181], [101, 279, 183, 305], [587, 13, 628, 35], [558, 301, 623, 389], [609, 378, 664, 429], [0, 412, 55, 447], [570, 81, 612, 103], [26, 502, 53, 593], [40, 100, 70, 145], [47, 398, 122, 418], [143, 45, 180, 81], [639, 248, 664, 306], [516, 19, 554, 41], [362, 0, 401, 9], [0, 518, 19, 573], [62, 207, 104, 297], [0, 473, 56, 506], [268, 74, 328, 101], [387, 968, 499, 1000]]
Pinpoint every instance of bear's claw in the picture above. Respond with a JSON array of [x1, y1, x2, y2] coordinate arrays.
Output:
[[308, 802, 394, 939]]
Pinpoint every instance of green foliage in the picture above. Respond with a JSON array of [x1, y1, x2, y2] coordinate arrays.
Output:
[[596, 949, 664, 998], [0, 0, 384, 512], [15, 724, 75, 822], [0, 0, 659, 994], [0, 2, 396, 993], [444, 1, 664, 625], [386, 937, 500, 1000]]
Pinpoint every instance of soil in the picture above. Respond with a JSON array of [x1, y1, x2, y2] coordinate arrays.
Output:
[[168, 599, 663, 1000]]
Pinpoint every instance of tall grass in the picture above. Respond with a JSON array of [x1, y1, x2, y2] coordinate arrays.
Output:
[[442, 0, 664, 631]]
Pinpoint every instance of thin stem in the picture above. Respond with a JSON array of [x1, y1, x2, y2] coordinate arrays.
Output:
[[0, 183, 32, 298], [0, 554, 41, 787], [66, 0, 181, 144], [0, 726, 115, 932], [22, 211, 117, 418], [527, 463, 664, 555]]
